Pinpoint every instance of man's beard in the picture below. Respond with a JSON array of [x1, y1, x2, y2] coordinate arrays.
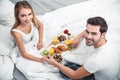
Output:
[[86, 38, 94, 46]]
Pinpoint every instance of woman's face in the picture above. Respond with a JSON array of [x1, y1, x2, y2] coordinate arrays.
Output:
[[18, 8, 33, 25]]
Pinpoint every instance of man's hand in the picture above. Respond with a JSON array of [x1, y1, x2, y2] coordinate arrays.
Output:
[[72, 30, 85, 49], [72, 37, 80, 49]]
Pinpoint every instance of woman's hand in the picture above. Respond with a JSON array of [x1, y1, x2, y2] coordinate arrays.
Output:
[[37, 41, 43, 50], [43, 56, 58, 65]]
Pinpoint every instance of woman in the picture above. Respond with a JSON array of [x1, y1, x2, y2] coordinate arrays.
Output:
[[11, 1, 62, 80], [11, 1, 44, 62]]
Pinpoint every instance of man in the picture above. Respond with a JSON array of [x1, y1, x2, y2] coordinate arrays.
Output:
[[44, 16, 120, 80]]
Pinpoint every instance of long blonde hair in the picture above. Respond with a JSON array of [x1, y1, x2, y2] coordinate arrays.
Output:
[[11, 1, 39, 30]]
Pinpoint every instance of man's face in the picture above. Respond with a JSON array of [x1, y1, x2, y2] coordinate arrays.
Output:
[[85, 24, 103, 47]]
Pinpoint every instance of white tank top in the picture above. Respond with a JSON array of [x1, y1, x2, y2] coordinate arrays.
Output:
[[12, 23, 36, 44]]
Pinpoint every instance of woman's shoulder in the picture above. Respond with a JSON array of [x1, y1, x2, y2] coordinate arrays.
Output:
[[11, 27, 23, 37], [11, 31, 22, 41], [12, 28, 22, 34], [11, 25, 21, 32], [34, 17, 43, 28]]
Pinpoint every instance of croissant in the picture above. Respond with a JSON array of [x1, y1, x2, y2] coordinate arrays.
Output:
[[58, 45, 67, 51]]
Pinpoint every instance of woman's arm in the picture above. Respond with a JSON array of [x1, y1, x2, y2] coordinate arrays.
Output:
[[36, 19, 44, 50], [12, 31, 43, 62]]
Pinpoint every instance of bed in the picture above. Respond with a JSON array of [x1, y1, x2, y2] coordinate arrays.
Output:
[[0, 0, 120, 80]]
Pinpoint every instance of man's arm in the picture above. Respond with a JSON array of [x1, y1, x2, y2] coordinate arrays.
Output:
[[72, 30, 86, 49], [44, 56, 91, 79]]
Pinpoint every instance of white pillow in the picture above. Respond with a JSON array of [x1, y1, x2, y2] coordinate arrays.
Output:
[[0, 25, 15, 56], [0, 56, 14, 80], [0, 0, 15, 27]]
